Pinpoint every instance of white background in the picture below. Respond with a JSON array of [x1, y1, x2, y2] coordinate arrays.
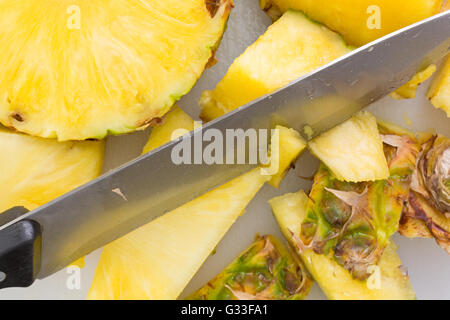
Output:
[[1, 0, 449, 300]]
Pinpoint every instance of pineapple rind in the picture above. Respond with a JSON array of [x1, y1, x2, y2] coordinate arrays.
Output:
[[0, 127, 104, 212], [187, 235, 313, 300], [428, 55, 450, 117], [308, 111, 389, 182], [199, 10, 352, 121], [0, 1, 232, 140], [269, 191, 416, 300], [260, 0, 443, 46]]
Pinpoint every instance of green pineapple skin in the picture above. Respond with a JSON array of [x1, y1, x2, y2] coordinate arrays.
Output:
[[187, 235, 313, 300], [300, 124, 421, 279]]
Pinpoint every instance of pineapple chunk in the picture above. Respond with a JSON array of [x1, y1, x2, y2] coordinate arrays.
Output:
[[391, 64, 436, 99], [260, 0, 443, 46], [428, 55, 450, 117], [188, 235, 313, 300], [268, 126, 306, 188], [0, 127, 104, 212], [88, 110, 304, 299], [142, 106, 195, 154], [0, 1, 232, 140], [199, 10, 352, 121], [269, 191, 416, 300], [308, 111, 389, 182]]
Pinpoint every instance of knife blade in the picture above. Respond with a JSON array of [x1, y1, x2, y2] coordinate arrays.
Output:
[[1, 11, 449, 282]]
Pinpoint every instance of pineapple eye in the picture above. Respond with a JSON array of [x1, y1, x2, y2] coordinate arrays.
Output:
[[10, 113, 24, 122]]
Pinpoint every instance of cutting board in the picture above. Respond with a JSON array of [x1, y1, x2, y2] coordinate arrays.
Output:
[[1, 0, 449, 300]]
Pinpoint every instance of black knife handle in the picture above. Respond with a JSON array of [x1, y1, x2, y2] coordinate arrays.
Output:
[[0, 220, 41, 289]]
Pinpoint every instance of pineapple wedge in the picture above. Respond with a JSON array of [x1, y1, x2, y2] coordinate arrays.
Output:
[[0, 1, 232, 140], [268, 126, 306, 188], [428, 55, 450, 117], [260, 0, 443, 46], [0, 127, 104, 213], [391, 64, 436, 99], [269, 191, 416, 300], [199, 10, 352, 121], [188, 235, 313, 300], [88, 111, 305, 299], [142, 106, 195, 154], [308, 111, 389, 182]]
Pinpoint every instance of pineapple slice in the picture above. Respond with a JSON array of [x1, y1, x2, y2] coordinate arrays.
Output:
[[260, 0, 443, 46], [88, 111, 305, 299], [391, 64, 437, 99], [308, 111, 389, 182], [199, 10, 352, 121], [0, 127, 104, 213], [269, 191, 416, 300], [428, 55, 450, 117], [0, 1, 232, 141], [188, 235, 313, 300]]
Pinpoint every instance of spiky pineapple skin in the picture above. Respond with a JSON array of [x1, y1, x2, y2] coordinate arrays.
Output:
[[188, 235, 313, 300], [260, 0, 443, 46], [400, 134, 450, 253], [269, 191, 416, 300], [0, 127, 104, 213], [0, 0, 232, 140], [299, 120, 420, 279], [199, 10, 352, 122]]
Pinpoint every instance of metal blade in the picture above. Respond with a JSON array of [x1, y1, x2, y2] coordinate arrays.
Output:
[[1, 11, 449, 279]]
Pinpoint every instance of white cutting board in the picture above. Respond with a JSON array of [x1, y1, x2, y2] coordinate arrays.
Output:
[[1, 0, 449, 300]]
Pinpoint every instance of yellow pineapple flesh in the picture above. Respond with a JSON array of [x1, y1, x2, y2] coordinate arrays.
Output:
[[391, 64, 437, 99], [199, 10, 352, 122], [428, 55, 450, 117], [308, 111, 389, 182], [260, 0, 443, 46], [142, 106, 195, 154], [267, 126, 306, 188], [0, 0, 232, 140], [0, 127, 104, 213], [269, 191, 416, 300], [88, 109, 305, 299]]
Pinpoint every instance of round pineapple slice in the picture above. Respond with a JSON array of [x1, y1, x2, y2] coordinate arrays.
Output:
[[0, 1, 232, 140]]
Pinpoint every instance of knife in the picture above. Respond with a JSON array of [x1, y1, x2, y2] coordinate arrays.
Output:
[[0, 11, 449, 289]]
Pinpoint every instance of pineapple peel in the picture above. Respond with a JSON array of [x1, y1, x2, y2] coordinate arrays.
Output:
[[0, 1, 232, 140], [270, 190, 416, 300], [401, 134, 450, 253], [300, 122, 421, 279], [188, 235, 313, 300]]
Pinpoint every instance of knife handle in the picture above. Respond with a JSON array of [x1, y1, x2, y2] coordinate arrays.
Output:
[[0, 220, 41, 289]]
